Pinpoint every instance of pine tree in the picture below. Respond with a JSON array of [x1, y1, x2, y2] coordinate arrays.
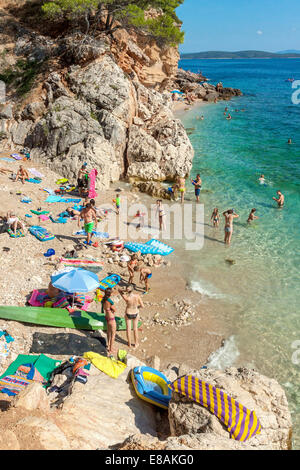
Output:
[[42, 0, 185, 45]]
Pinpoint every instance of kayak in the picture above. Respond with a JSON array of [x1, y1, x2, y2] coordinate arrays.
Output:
[[0, 305, 141, 331], [131, 366, 172, 410]]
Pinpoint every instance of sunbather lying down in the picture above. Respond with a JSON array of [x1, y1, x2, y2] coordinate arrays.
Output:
[[0, 168, 11, 174], [0, 211, 25, 235]]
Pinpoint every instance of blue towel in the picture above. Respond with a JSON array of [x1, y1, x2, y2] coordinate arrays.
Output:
[[46, 195, 81, 203]]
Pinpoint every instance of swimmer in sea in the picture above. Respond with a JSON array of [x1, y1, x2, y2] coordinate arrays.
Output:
[[288, 138, 292, 144], [259, 174, 266, 185], [226, 113, 232, 120], [272, 190, 285, 208], [247, 208, 259, 223]]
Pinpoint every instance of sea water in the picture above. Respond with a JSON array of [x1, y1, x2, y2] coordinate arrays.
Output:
[[177, 58, 300, 448]]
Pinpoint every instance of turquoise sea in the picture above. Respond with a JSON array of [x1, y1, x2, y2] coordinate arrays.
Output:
[[178, 58, 300, 448]]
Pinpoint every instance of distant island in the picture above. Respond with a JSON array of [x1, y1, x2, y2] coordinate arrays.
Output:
[[180, 50, 300, 59]]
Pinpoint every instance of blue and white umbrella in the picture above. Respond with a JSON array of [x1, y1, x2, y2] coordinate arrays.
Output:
[[51, 268, 99, 294]]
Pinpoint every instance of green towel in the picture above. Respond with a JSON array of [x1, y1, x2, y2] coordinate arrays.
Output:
[[0, 354, 61, 384]]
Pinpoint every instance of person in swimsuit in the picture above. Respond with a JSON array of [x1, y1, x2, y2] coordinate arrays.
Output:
[[156, 200, 166, 231], [127, 254, 139, 285], [191, 174, 202, 202], [15, 165, 29, 184], [211, 208, 220, 227], [139, 266, 152, 294], [77, 164, 88, 197], [6, 211, 25, 235], [177, 176, 186, 204], [259, 174, 266, 185], [80, 203, 97, 245], [247, 208, 259, 223], [101, 288, 117, 355], [223, 209, 239, 245], [273, 190, 285, 208], [118, 286, 144, 349]]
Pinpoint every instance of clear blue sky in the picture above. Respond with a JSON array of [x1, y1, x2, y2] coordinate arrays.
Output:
[[177, 0, 300, 53]]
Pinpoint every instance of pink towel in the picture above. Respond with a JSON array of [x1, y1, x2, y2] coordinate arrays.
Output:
[[39, 214, 49, 221], [88, 169, 98, 199], [28, 289, 44, 307]]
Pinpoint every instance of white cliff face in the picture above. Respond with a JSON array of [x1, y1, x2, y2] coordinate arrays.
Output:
[[1, 29, 194, 190]]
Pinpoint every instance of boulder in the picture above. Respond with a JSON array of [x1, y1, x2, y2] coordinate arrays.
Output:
[[168, 367, 292, 450], [12, 383, 51, 411]]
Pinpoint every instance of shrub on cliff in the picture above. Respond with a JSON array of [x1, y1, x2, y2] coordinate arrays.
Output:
[[41, 0, 185, 46]]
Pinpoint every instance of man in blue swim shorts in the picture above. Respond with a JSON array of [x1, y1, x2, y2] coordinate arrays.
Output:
[[191, 174, 202, 202]]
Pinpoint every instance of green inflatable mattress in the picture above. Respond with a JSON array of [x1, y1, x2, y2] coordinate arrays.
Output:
[[0, 306, 141, 331]]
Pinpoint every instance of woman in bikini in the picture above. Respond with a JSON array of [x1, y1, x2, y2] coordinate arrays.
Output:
[[119, 286, 144, 349], [156, 200, 166, 231], [101, 288, 117, 355]]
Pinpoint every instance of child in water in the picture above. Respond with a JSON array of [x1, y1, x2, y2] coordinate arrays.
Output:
[[247, 208, 259, 223], [211, 208, 220, 227]]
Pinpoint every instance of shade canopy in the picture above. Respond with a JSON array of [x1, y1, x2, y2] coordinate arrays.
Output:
[[51, 268, 99, 293]]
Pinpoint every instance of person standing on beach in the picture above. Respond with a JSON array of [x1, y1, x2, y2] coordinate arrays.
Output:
[[77, 163, 88, 197], [191, 174, 202, 202], [156, 200, 166, 231], [127, 255, 139, 285], [223, 209, 239, 245], [101, 288, 116, 355], [177, 176, 186, 204], [118, 286, 144, 349], [273, 190, 285, 208], [80, 202, 97, 245]]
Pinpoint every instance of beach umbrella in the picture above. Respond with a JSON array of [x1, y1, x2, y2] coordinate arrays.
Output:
[[51, 268, 99, 294]]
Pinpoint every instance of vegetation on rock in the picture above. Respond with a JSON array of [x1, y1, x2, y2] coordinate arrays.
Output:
[[41, 0, 185, 45]]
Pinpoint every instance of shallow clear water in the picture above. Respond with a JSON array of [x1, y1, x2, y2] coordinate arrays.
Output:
[[178, 58, 300, 448]]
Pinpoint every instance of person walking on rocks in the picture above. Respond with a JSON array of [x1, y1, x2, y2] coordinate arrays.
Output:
[[118, 286, 144, 349], [177, 176, 186, 204]]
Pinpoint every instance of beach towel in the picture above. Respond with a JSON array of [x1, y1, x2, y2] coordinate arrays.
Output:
[[29, 168, 44, 179], [39, 214, 50, 221], [88, 169, 98, 199], [0, 157, 13, 162], [74, 230, 109, 239], [45, 195, 81, 204], [25, 178, 41, 184], [21, 197, 32, 203], [10, 154, 22, 160], [49, 215, 68, 224], [7, 229, 25, 238], [31, 210, 50, 215], [171, 375, 262, 442], [0, 354, 61, 393], [83, 352, 126, 379]]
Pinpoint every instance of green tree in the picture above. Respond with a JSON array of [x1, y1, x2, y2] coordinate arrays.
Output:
[[42, 0, 185, 45]]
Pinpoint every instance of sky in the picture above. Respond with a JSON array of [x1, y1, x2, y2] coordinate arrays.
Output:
[[177, 0, 300, 53]]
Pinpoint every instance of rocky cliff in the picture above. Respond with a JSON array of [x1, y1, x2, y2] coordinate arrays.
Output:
[[0, 5, 194, 189]]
